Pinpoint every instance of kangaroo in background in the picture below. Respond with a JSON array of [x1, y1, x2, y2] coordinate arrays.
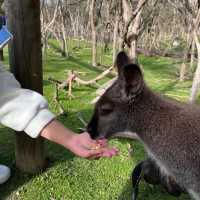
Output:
[[87, 52, 200, 200]]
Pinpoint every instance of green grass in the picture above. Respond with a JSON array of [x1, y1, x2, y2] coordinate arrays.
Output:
[[0, 41, 195, 200]]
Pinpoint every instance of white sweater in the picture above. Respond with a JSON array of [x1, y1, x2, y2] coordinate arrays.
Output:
[[0, 63, 55, 138]]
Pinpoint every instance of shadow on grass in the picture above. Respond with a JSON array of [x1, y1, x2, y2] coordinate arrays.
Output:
[[69, 56, 114, 78], [43, 55, 113, 82], [0, 105, 72, 198], [41, 45, 114, 86], [116, 140, 144, 200], [48, 42, 64, 55], [0, 124, 76, 200]]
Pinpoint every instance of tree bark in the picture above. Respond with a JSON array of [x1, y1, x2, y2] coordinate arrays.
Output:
[[179, 62, 187, 82], [6, 0, 46, 173], [189, 31, 200, 103], [113, 14, 119, 64], [179, 25, 192, 82], [89, 0, 97, 67], [190, 40, 195, 70], [121, 0, 146, 63], [60, 2, 68, 57], [129, 10, 142, 63]]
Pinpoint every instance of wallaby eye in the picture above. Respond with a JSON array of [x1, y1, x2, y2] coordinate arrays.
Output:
[[99, 103, 113, 115]]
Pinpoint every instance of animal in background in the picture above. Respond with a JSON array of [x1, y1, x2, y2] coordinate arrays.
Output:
[[87, 51, 200, 200]]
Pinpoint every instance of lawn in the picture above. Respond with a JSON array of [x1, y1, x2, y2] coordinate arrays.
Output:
[[0, 41, 194, 200]]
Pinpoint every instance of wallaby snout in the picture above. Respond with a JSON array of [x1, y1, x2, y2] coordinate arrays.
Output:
[[87, 113, 99, 139]]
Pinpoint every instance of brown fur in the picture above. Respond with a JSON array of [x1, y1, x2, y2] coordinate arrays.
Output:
[[87, 52, 200, 199]]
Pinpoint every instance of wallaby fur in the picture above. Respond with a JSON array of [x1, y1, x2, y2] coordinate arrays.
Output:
[[131, 158, 184, 199], [87, 51, 200, 200]]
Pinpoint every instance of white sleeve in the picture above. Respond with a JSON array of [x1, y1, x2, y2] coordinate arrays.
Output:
[[0, 63, 55, 138]]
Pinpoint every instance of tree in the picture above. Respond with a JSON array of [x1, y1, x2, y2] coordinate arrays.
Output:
[[120, 0, 148, 62], [112, 12, 120, 64], [6, 0, 46, 173], [171, 0, 200, 102], [189, 8, 200, 103], [89, 0, 97, 67], [59, 1, 68, 57]]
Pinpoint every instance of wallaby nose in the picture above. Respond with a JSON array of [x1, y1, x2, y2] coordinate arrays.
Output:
[[87, 126, 96, 139], [87, 119, 98, 139], [86, 125, 92, 135]]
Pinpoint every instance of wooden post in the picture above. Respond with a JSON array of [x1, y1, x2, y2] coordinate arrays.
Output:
[[0, 49, 4, 61], [6, 0, 46, 173]]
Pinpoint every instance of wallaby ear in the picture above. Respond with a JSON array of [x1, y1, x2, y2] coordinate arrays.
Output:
[[115, 51, 131, 75], [122, 64, 144, 97]]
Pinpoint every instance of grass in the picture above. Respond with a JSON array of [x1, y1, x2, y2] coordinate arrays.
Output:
[[0, 40, 195, 200]]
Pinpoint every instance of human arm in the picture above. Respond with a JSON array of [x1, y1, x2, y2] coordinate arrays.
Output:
[[0, 64, 55, 138], [40, 120, 118, 158], [0, 64, 118, 158]]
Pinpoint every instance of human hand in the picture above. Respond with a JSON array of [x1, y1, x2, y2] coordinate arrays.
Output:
[[66, 132, 119, 159], [41, 120, 118, 159]]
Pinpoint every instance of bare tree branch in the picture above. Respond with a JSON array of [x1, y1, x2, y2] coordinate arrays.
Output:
[[121, 0, 148, 49]]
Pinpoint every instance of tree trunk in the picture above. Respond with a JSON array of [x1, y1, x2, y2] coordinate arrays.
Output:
[[128, 10, 142, 63], [121, 0, 144, 63], [61, 36, 67, 57], [89, 0, 97, 67], [179, 62, 187, 82], [60, 3, 68, 58], [190, 40, 195, 70], [189, 31, 200, 103], [6, 0, 46, 173], [179, 22, 193, 82], [112, 14, 119, 64], [130, 38, 138, 63], [61, 22, 68, 57]]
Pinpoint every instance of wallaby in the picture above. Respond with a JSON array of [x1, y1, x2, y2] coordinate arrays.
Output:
[[87, 51, 200, 200], [131, 158, 184, 199]]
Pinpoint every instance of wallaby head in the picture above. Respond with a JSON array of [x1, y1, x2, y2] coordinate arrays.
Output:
[[87, 51, 144, 139], [87, 51, 200, 200]]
